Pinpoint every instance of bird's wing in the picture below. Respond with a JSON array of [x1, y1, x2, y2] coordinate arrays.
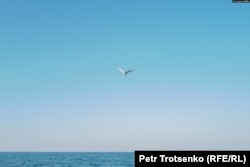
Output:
[[125, 70, 134, 74], [117, 68, 125, 75]]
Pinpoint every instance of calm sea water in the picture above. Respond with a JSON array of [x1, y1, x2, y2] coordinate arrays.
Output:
[[0, 152, 134, 167]]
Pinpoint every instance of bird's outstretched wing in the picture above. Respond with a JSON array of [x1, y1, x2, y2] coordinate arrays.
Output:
[[117, 68, 125, 75], [125, 70, 134, 74]]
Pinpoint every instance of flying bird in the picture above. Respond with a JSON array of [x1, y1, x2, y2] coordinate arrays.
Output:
[[117, 68, 134, 76]]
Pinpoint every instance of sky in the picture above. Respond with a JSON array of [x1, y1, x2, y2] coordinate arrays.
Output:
[[0, 0, 250, 152]]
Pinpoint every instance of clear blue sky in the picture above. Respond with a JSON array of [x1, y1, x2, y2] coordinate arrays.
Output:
[[0, 0, 250, 151]]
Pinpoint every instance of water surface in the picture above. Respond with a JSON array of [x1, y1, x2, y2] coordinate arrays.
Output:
[[0, 152, 134, 167]]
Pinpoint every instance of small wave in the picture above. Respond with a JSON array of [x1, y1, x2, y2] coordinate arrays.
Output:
[[32, 162, 49, 167]]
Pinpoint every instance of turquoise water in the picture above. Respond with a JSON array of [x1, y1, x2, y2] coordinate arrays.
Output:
[[0, 152, 134, 167]]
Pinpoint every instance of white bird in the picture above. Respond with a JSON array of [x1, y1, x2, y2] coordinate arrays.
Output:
[[117, 68, 134, 76]]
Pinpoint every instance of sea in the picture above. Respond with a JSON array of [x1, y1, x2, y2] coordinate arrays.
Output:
[[0, 152, 134, 167]]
